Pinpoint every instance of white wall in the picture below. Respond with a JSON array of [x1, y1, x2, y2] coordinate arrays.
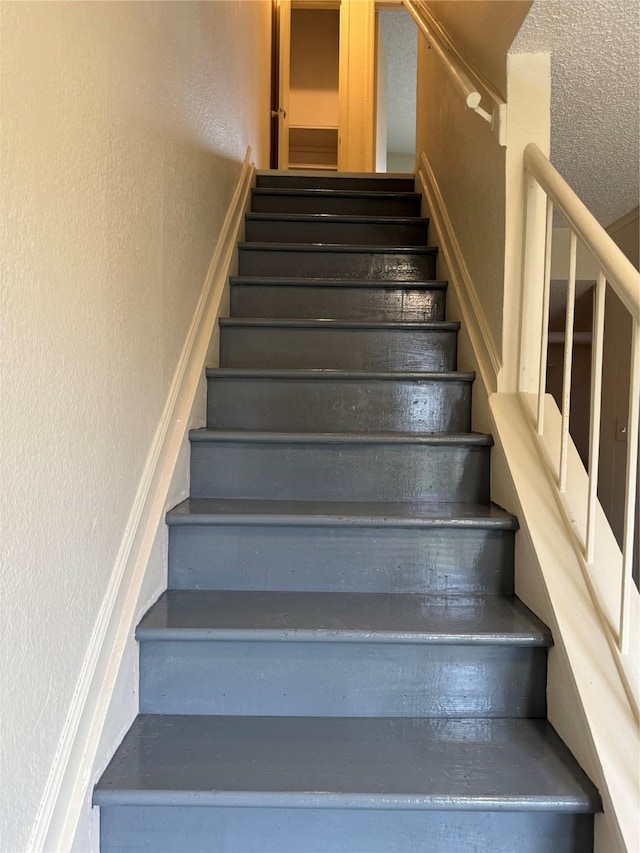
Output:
[[378, 9, 417, 172], [0, 3, 270, 851]]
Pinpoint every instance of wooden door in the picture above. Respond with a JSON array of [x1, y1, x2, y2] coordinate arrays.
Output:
[[277, 0, 291, 168]]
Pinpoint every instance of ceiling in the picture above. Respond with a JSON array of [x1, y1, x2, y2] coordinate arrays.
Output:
[[511, 0, 640, 227], [381, 1, 639, 227]]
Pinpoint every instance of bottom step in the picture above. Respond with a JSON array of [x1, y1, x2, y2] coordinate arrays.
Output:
[[96, 715, 599, 852]]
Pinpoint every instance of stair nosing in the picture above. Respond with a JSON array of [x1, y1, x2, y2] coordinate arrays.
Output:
[[219, 318, 459, 330], [245, 213, 429, 225], [230, 277, 448, 289], [188, 429, 492, 446], [165, 499, 518, 529], [135, 627, 550, 645], [93, 787, 597, 811], [251, 188, 422, 200], [239, 242, 437, 254], [136, 592, 552, 647], [205, 368, 475, 382], [255, 169, 413, 178]]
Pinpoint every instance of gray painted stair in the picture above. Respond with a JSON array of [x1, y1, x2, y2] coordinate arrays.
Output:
[[96, 716, 598, 853], [220, 318, 459, 371], [188, 430, 492, 503], [95, 169, 599, 851], [229, 277, 447, 320], [205, 369, 473, 432], [166, 499, 518, 595], [251, 187, 422, 215], [255, 172, 415, 192], [137, 590, 550, 717], [238, 242, 438, 279], [245, 213, 430, 245]]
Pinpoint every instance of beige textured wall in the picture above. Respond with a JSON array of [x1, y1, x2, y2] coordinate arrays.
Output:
[[424, 0, 531, 96], [416, 35, 507, 359], [0, 3, 270, 850]]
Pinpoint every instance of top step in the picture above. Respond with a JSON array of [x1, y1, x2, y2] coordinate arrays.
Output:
[[256, 171, 415, 193], [251, 188, 421, 217]]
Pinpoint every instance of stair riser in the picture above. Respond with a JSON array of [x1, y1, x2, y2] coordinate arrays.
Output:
[[220, 327, 457, 371], [168, 526, 515, 595], [206, 378, 471, 433], [256, 175, 416, 192], [230, 284, 446, 321], [251, 192, 421, 216], [139, 641, 547, 718], [238, 247, 436, 279], [100, 806, 593, 853], [245, 218, 429, 245], [189, 442, 490, 502]]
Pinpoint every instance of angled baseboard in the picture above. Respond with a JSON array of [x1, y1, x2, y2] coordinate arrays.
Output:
[[490, 392, 638, 852], [27, 148, 255, 853], [417, 151, 501, 395]]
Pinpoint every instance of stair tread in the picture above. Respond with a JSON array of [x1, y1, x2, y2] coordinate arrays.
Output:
[[252, 188, 421, 200], [230, 276, 448, 289], [239, 242, 437, 254], [245, 213, 428, 225], [220, 318, 459, 330], [94, 715, 599, 811], [206, 368, 474, 382], [166, 498, 517, 528], [188, 429, 492, 446], [137, 590, 551, 645]]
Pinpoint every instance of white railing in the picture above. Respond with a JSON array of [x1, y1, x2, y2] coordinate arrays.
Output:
[[521, 142, 640, 657], [402, 0, 506, 145]]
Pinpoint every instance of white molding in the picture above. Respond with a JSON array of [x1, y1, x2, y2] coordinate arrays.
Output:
[[489, 392, 639, 853], [27, 148, 255, 853], [417, 150, 501, 394]]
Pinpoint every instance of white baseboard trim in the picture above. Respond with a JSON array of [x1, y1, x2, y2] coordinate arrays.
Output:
[[27, 148, 255, 853], [489, 392, 638, 853], [417, 151, 501, 394]]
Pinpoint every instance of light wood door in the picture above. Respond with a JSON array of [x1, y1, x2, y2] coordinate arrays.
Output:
[[277, 0, 291, 169]]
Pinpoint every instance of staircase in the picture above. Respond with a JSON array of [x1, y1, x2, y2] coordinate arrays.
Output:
[[94, 172, 600, 852]]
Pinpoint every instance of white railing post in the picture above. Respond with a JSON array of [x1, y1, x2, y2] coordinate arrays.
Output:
[[536, 198, 554, 435], [586, 271, 606, 563], [520, 177, 548, 394], [559, 232, 577, 491], [619, 320, 640, 654]]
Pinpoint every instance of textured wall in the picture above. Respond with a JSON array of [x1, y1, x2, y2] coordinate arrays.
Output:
[[0, 3, 270, 850], [416, 36, 507, 358], [424, 0, 532, 96], [512, 0, 640, 226], [379, 10, 417, 160]]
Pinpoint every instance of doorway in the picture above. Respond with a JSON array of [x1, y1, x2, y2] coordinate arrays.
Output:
[[272, 0, 377, 173], [376, 7, 417, 173]]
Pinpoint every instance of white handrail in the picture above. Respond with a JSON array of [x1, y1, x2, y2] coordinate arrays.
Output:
[[524, 143, 640, 322], [402, 0, 504, 138], [521, 142, 640, 659]]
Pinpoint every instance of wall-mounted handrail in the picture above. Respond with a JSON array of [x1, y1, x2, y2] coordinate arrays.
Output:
[[524, 143, 640, 323], [402, 0, 506, 142]]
